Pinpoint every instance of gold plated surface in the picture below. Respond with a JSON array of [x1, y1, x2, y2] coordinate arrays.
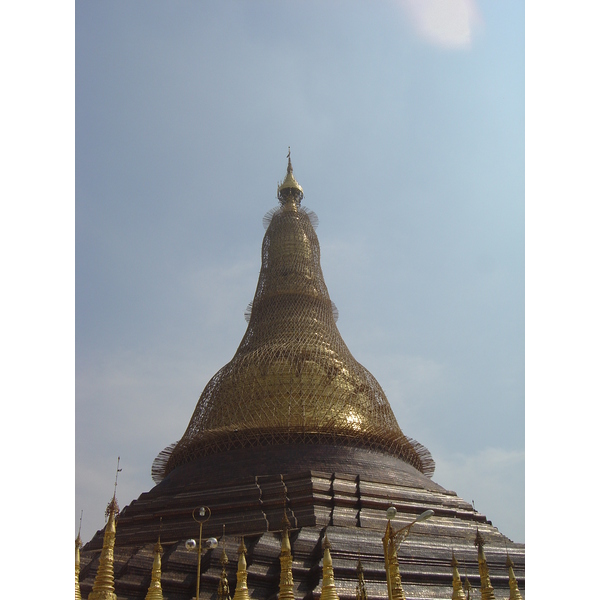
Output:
[[474, 529, 496, 600], [277, 149, 304, 204], [153, 157, 433, 482], [89, 496, 119, 600], [450, 551, 467, 600], [320, 535, 340, 600], [382, 521, 407, 600], [232, 538, 251, 600], [464, 576, 472, 600], [506, 554, 523, 600], [355, 560, 367, 600], [144, 537, 164, 600], [218, 545, 231, 600], [75, 533, 83, 600], [278, 513, 295, 600]]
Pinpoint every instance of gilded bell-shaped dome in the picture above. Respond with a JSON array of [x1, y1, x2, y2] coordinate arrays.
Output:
[[152, 155, 433, 482]]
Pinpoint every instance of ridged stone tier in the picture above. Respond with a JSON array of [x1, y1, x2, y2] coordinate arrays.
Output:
[[80, 445, 524, 599]]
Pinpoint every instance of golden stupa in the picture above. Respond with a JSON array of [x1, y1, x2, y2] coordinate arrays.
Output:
[[79, 155, 524, 600], [152, 152, 433, 483]]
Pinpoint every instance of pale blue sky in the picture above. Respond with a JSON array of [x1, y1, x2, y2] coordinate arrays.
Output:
[[75, 0, 524, 544], [6, 3, 600, 597]]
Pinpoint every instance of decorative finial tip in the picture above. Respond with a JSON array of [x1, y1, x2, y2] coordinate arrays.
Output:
[[277, 148, 303, 204], [238, 536, 247, 554], [474, 528, 485, 547], [105, 495, 120, 520]]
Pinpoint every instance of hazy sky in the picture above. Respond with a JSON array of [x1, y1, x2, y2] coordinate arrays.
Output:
[[75, 0, 525, 545]]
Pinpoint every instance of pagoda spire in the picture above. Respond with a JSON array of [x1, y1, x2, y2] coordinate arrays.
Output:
[[277, 147, 304, 206], [320, 535, 340, 600], [383, 520, 406, 600], [145, 522, 164, 600], [450, 551, 467, 600], [464, 575, 472, 600], [505, 553, 523, 600], [356, 559, 368, 600], [233, 537, 251, 600], [75, 511, 83, 600], [153, 155, 434, 484], [89, 458, 121, 600], [474, 529, 496, 600], [218, 535, 231, 600], [278, 512, 295, 600]]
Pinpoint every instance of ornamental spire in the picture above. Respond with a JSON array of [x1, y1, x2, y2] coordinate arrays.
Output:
[[450, 551, 467, 600], [89, 458, 121, 600], [233, 537, 251, 600], [383, 521, 407, 600], [75, 511, 83, 600], [217, 536, 231, 600], [320, 535, 340, 600], [356, 560, 368, 600], [464, 575, 472, 600], [505, 553, 523, 600], [278, 512, 294, 600], [277, 147, 304, 206], [474, 529, 496, 600], [145, 521, 164, 600]]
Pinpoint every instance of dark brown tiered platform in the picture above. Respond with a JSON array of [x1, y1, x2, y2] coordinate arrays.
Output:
[[79, 445, 524, 599]]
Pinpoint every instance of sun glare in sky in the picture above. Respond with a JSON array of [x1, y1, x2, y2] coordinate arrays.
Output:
[[400, 0, 483, 48]]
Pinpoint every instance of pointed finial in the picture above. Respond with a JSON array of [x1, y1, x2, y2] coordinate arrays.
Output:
[[277, 148, 303, 205], [281, 510, 291, 536], [233, 536, 251, 600], [356, 559, 368, 600], [464, 575, 472, 600], [505, 552, 523, 600], [474, 528, 485, 548], [75, 511, 83, 600], [89, 474, 120, 600], [217, 524, 231, 600], [218, 550, 231, 600], [114, 456, 122, 497], [145, 519, 165, 600], [280, 482, 292, 544], [238, 535, 246, 555], [105, 457, 121, 521], [321, 533, 340, 600], [278, 509, 295, 600], [450, 550, 467, 600], [220, 525, 229, 566], [474, 529, 496, 600], [156, 517, 163, 549], [382, 514, 407, 600]]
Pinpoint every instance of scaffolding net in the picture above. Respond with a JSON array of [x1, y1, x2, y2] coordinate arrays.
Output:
[[153, 178, 434, 483]]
